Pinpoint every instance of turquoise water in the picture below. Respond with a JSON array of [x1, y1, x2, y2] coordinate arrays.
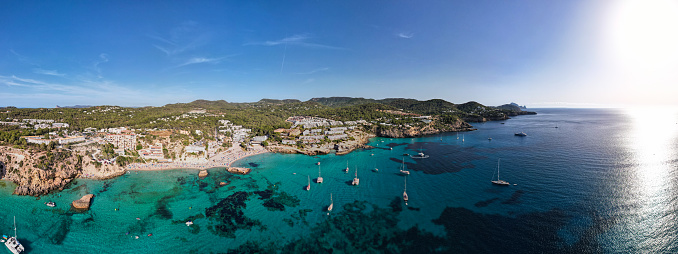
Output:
[[2, 108, 678, 253]]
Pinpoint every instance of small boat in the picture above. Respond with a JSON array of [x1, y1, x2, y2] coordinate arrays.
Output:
[[352, 167, 359, 186], [327, 193, 333, 212], [316, 162, 320, 165], [186, 221, 193, 226], [147, 233, 153, 237], [316, 165, 323, 184], [402, 153, 409, 156], [515, 132, 527, 136], [399, 158, 410, 175], [410, 148, 429, 159], [135, 236, 139, 239], [389, 147, 393, 150], [491, 159, 510, 186], [403, 176, 409, 205], [305, 176, 311, 191], [488, 138, 492, 140], [4, 216, 24, 254], [501, 122, 505, 124], [45, 201, 56, 207]]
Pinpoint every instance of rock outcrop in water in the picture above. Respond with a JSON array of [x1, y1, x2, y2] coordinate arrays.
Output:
[[198, 169, 208, 178], [72, 194, 94, 210]]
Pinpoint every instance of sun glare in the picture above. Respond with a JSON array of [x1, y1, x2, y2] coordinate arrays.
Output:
[[625, 107, 678, 197], [605, 0, 678, 72]]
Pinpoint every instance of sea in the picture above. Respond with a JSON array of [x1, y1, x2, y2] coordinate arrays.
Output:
[[1, 108, 677, 253]]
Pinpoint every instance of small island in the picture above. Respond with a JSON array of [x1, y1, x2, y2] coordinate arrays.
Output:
[[0, 97, 535, 196]]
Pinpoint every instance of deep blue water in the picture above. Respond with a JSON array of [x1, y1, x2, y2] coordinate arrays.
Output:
[[1, 108, 677, 253]]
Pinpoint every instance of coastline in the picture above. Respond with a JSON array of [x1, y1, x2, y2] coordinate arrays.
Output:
[[124, 146, 269, 173]]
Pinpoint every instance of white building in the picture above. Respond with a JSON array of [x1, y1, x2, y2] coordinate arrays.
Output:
[[252, 136, 268, 142], [185, 145, 206, 154], [58, 136, 85, 144], [327, 134, 348, 140]]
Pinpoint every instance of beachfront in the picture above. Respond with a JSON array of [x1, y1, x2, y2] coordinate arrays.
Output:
[[125, 145, 268, 171]]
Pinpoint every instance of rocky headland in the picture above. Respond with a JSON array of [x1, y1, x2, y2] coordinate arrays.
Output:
[[266, 130, 375, 156], [0, 146, 125, 196], [375, 118, 475, 138]]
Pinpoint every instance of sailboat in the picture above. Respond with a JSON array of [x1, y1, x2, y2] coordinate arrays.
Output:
[[316, 165, 323, 183], [305, 176, 311, 191], [4, 216, 24, 254], [462, 134, 465, 142], [399, 158, 410, 175], [491, 159, 510, 186], [327, 193, 333, 212], [456, 132, 459, 140], [374, 162, 378, 172], [344, 161, 349, 173], [403, 176, 409, 205], [352, 167, 360, 185]]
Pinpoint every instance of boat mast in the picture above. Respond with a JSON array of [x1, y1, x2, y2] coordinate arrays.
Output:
[[497, 159, 501, 181]]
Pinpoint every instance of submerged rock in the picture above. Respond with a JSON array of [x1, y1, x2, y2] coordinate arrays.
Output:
[[72, 194, 94, 210]]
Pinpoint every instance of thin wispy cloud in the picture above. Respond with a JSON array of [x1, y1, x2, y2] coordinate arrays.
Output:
[[246, 34, 343, 50], [9, 49, 38, 65], [33, 68, 66, 77], [1, 74, 148, 104], [149, 21, 210, 56], [93, 53, 109, 78], [397, 32, 414, 39], [176, 56, 226, 68], [296, 67, 329, 75]]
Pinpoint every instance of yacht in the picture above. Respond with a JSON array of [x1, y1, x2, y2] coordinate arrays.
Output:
[[316, 165, 323, 184], [352, 167, 359, 186], [403, 176, 409, 205], [327, 193, 333, 212], [399, 158, 410, 175], [45, 201, 56, 207], [491, 159, 510, 186], [4, 216, 24, 254], [514, 132, 527, 136], [410, 148, 429, 159]]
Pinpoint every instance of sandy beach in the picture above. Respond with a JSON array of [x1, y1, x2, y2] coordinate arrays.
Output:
[[124, 145, 268, 172]]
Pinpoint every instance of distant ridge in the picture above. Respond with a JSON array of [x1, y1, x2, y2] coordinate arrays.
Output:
[[56, 105, 93, 108]]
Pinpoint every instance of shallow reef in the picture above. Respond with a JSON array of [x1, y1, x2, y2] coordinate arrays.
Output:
[[205, 191, 262, 238]]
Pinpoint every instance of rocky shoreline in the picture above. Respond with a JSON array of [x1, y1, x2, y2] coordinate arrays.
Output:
[[266, 130, 375, 156]]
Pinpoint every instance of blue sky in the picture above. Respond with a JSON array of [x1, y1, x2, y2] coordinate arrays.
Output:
[[2, 0, 678, 108]]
